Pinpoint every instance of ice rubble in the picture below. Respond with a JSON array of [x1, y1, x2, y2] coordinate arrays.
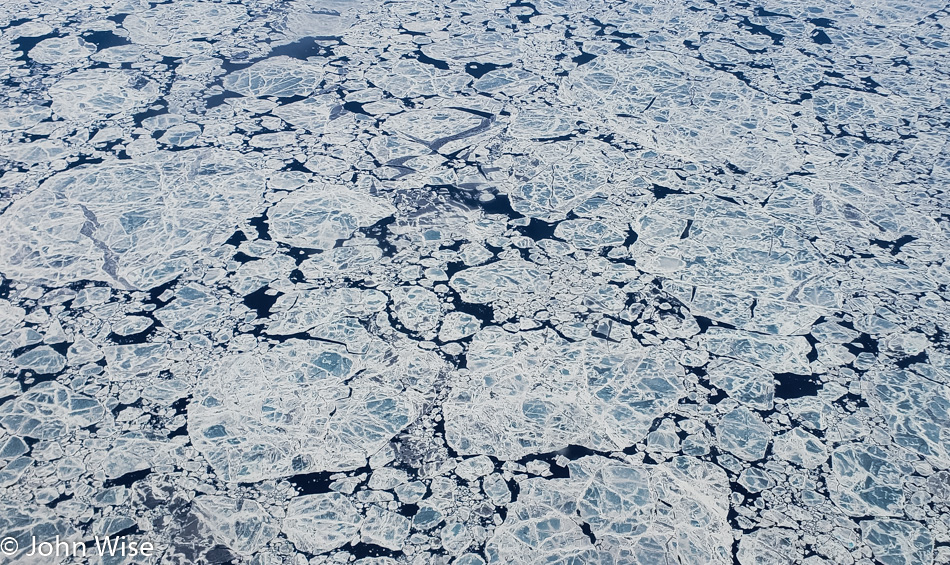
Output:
[[0, 0, 949, 563]]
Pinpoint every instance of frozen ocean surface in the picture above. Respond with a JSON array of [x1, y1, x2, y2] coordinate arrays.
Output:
[[0, 0, 948, 563]]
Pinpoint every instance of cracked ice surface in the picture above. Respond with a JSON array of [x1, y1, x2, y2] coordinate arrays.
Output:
[[444, 327, 685, 459], [486, 455, 732, 564], [223, 56, 325, 98], [267, 185, 395, 250], [50, 69, 160, 122], [0, 149, 271, 289], [189, 338, 438, 481], [1, 0, 949, 563]]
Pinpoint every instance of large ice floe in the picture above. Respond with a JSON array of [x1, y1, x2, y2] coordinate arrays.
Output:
[[0, 0, 949, 563]]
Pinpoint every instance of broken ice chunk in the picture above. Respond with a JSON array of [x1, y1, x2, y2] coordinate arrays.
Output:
[[384, 108, 486, 150], [195, 495, 278, 555], [0, 301, 25, 335], [14, 345, 65, 374], [553, 219, 627, 250], [831, 444, 905, 516], [706, 359, 775, 410], [364, 59, 471, 99], [412, 505, 444, 531], [455, 455, 494, 482], [123, 1, 249, 45], [772, 428, 827, 469], [273, 94, 339, 133], [282, 493, 362, 553], [0, 149, 271, 290], [49, 69, 159, 121], [456, 553, 486, 565], [441, 521, 473, 555], [482, 474, 511, 505], [737, 527, 803, 565], [73, 287, 111, 307], [279, 0, 365, 39], [444, 328, 686, 458], [633, 195, 838, 308], [486, 497, 601, 564], [368, 468, 409, 490], [268, 185, 395, 250], [0, 503, 77, 559], [1, 140, 69, 166], [487, 455, 731, 564], [507, 141, 616, 222], [0, 382, 107, 439], [189, 339, 426, 480], [716, 407, 772, 461], [811, 321, 859, 344], [90, 44, 145, 63], [111, 315, 154, 336], [575, 461, 654, 538], [223, 56, 324, 98], [390, 286, 441, 333], [449, 260, 550, 304], [703, 328, 812, 375], [28, 36, 96, 64], [737, 467, 775, 493], [507, 106, 574, 139], [155, 284, 226, 333], [472, 68, 543, 96], [360, 506, 410, 551], [0, 104, 51, 132], [394, 481, 426, 504], [646, 419, 681, 452], [438, 312, 481, 342], [862, 368, 950, 464], [862, 519, 934, 565], [160, 123, 202, 147], [0, 329, 42, 353], [265, 288, 386, 340], [0, 436, 29, 462]]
